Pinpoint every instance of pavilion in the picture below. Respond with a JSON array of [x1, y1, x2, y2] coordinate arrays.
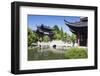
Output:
[[64, 17, 88, 46], [36, 24, 54, 41]]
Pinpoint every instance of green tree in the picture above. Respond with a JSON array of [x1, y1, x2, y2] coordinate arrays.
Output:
[[52, 25, 60, 40], [60, 27, 64, 40], [62, 32, 67, 42], [28, 27, 37, 46], [66, 34, 71, 42], [70, 34, 76, 46], [53, 25, 60, 33], [53, 25, 65, 40], [43, 36, 50, 42]]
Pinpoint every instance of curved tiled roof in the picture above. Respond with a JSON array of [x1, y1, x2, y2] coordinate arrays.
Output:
[[64, 19, 87, 27], [64, 17, 88, 34]]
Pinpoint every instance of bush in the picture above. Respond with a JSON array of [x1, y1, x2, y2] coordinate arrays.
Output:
[[64, 47, 88, 59], [43, 36, 50, 42]]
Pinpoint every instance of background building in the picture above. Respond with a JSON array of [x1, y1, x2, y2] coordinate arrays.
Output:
[[64, 17, 88, 46]]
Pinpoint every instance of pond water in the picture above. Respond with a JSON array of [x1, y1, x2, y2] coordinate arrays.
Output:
[[28, 47, 67, 61]]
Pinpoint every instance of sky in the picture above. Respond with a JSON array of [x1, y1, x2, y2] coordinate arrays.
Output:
[[28, 15, 80, 35]]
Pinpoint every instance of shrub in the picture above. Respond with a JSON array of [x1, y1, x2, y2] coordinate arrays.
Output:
[[43, 36, 50, 42], [64, 47, 88, 59]]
